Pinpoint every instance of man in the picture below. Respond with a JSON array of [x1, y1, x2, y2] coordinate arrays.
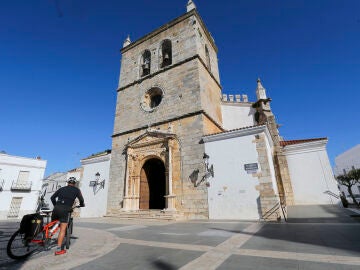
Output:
[[51, 177, 85, 255]]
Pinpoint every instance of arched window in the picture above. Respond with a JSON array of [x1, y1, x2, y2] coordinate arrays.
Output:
[[205, 45, 211, 71], [160, 39, 172, 68], [141, 50, 151, 77]]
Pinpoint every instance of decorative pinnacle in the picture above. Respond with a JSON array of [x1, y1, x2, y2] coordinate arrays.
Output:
[[187, 0, 196, 12], [257, 77, 264, 89], [256, 77, 267, 100], [123, 35, 131, 48]]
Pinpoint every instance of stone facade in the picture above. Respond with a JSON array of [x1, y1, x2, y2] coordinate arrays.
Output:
[[106, 3, 315, 221], [254, 134, 281, 220], [108, 9, 222, 219]]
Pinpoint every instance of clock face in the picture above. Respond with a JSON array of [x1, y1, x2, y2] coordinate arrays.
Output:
[[140, 87, 164, 112]]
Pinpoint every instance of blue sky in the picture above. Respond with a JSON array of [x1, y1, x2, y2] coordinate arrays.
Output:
[[1, 0, 359, 176]]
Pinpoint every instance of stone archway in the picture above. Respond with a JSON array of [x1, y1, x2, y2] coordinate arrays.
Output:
[[122, 130, 181, 212], [139, 158, 166, 209]]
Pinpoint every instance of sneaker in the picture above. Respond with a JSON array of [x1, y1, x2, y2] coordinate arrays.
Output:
[[55, 249, 66, 255]]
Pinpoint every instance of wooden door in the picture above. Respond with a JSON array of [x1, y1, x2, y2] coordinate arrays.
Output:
[[139, 167, 149, 209]]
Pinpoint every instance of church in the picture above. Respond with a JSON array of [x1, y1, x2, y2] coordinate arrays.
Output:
[[105, 1, 338, 221]]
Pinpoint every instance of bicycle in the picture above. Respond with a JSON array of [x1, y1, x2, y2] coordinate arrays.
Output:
[[7, 205, 79, 260]]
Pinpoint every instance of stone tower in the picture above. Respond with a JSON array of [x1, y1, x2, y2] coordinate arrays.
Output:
[[107, 1, 223, 219], [253, 79, 294, 207]]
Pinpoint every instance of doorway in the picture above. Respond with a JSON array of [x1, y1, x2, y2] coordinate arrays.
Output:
[[139, 158, 166, 209]]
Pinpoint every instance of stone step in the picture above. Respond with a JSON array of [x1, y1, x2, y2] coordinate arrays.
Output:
[[105, 210, 184, 221]]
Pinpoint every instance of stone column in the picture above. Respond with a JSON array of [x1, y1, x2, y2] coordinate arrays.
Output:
[[165, 140, 176, 211], [122, 150, 131, 211], [255, 134, 281, 221]]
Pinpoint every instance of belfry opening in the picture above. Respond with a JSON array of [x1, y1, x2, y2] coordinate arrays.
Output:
[[139, 158, 166, 210]]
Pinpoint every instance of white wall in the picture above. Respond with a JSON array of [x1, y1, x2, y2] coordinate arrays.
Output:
[[0, 153, 46, 220], [204, 129, 272, 220], [79, 154, 111, 218], [283, 141, 339, 205], [334, 144, 360, 175], [221, 103, 255, 130]]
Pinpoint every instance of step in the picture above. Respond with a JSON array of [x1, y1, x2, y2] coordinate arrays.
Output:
[[105, 209, 184, 221]]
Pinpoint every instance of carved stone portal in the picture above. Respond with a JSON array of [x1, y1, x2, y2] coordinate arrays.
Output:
[[122, 130, 180, 212]]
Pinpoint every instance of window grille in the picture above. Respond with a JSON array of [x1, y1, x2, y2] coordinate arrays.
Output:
[[11, 171, 31, 191], [7, 197, 23, 218], [17, 171, 30, 185]]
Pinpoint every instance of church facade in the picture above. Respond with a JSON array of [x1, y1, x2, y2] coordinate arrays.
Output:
[[106, 1, 338, 221]]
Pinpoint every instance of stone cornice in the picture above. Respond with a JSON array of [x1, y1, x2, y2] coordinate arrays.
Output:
[[282, 139, 328, 155], [112, 110, 223, 138], [202, 125, 268, 143], [0, 161, 46, 169], [80, 153, 111, 165], [0, 154, 47, 168], [117, 54, 221, 92]]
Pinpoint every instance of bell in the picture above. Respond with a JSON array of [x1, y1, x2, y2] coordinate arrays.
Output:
[[164, 53, 170, 60], [143, 63, 149, 70]]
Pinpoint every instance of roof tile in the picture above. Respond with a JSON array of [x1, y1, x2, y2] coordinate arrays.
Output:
[[280, 137, 327, 146]]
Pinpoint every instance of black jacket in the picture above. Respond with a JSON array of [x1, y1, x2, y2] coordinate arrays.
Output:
[[51, 185, 85, 207]]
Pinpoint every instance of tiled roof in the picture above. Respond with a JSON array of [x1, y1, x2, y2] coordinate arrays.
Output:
[[280, 137, 327, 146], [203, 124, 265, 137]]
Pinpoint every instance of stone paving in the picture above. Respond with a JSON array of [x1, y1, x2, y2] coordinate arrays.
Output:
[[0, 206, 359, 270]]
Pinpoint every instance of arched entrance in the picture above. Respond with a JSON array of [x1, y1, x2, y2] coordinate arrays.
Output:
[[139, 158, 166, 209]]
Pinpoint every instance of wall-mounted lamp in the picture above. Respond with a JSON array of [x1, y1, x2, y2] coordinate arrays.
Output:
[[89, 172, 105, 189], [192, 153, 214, 187], [203, 153, 214, 181]]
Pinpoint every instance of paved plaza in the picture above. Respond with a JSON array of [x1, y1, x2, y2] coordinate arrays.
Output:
[[1, 205, 359, 270]]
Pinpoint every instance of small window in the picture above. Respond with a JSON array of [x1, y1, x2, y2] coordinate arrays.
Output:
[[205, 45, 211, 71], [141, 50, 151, 77], [8, 197, 23, 218], [16, 171, 30, 186], [141, 87, 164, 112], [160, 39, 172, 68]]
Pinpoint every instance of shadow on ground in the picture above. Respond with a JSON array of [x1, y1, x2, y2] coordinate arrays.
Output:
[[151, 259, 177, 270], [210, 205, 360, 255], [286, 204, 360, 223], [0, 221, 27, 270]]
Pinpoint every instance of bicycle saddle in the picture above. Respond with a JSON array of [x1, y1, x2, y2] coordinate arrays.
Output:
[[40, 207, 52, 215]]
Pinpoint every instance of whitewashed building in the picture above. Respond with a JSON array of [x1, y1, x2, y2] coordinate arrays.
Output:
[[202, 80, 339, 220], [280, 138, 339, 205], [79, 150, 111, 217], [203, 125, 278, 220], [0, 153, 47, 220], [40, 151, 110, 218]]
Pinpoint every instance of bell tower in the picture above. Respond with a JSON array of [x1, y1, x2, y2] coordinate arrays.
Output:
[[107, 1, 223, 219]]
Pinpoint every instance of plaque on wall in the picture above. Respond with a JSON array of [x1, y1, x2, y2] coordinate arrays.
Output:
[[244, 163, 258, 174]]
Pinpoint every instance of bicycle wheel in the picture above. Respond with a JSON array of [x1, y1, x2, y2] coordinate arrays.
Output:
[[7, 230, 41, 260], [69, 217, 73, 235], [65, 224, 71, 249]]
